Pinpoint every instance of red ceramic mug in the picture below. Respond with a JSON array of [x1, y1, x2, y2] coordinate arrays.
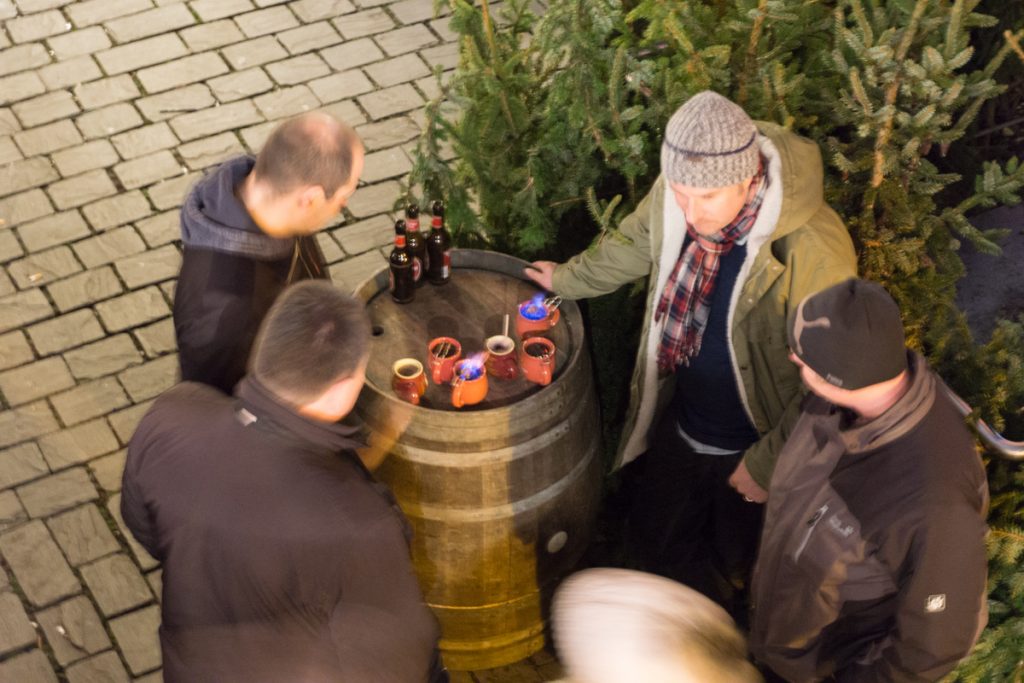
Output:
[[516, 298, 560, 338], [485, 334, 519, 380], [392, 358, 428, 405], [451, 358, 488, 408], [427, 336, 462, 385], [520, 337, 556, 386]]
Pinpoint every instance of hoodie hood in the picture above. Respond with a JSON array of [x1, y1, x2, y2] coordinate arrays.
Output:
[[180, 155, 295, 261]]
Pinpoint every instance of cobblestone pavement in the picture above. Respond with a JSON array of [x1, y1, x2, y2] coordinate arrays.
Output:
[[0, 0, 563, 680]]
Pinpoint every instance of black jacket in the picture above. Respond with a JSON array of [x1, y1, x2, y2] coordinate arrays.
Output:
[[174, 156, 326, 394], [749, 352, 988, 682], [122, 379, 440, 682]]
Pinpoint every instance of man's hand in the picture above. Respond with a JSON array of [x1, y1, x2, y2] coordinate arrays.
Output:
[[524, 261, 557, 291], [357, 401, 414, 472], [728, 460, 768, 503]]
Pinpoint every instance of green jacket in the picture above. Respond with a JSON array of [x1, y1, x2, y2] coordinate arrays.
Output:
[[551, 122, 856, 487]]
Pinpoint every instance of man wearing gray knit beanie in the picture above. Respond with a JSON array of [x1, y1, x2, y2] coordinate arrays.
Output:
[[526, 90, 856, 615]]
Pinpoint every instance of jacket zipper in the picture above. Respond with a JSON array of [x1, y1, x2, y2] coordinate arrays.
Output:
[[794, 504, 829, 562]]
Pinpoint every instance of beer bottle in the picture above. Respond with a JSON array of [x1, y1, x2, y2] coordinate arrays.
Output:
[[389, 219, 415, 304], [426, 200, 451, 285], [405, 203, 427, 287]]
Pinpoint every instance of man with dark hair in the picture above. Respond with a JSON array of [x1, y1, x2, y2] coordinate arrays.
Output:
[[174, 112, 365, 394], [750, 278, 988, 682], [122, 281, 442, 682]]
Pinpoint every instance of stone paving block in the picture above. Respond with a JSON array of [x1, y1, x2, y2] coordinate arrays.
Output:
[[28, 309, 105, 356], [83, 192, 152, 232], [14, 119, 83, 157], [135, 211, 180, 247], [360, 146, 412, 184], [0, 649, 58, 683], [63, 334, 143, 381], [95, 287, 170, 333], [109, 605, 161, 675], [135, 671, 164, 683], [48, 26, 112, 61], [11, 0, 71, 11], [36, 595, 112, 666], [238, 120, 277, 151], [429, 16, 458, 43], [0, 157, 59, 198], [289, 0, 354, 23], [320, 36, 384, 71], [308, 68, 373, 104], [136, 84, 215, 123], [0, 587, 36, 655], [48, 169, 118, 210], [333, 7, 394, 40], [0, 0, 11, 21], [358, 82, 423, 120], [190, 0, 254, 21], [208, 67, 274, 103], [0, 490, 27, 532], [0, 270, 13, 298], [345, 178, 399, 219], [13, 90, 80, 128], [51, 140, 120, 178], [81, 554, 153, 616], [177, 132, 244, 170], [178, 19, 244, 52], [278, 21, 339, 55], [0, 288, 53, 334], [89, 449, 126, 493], [47, 267, 124, 313], [39, 56, 104, 91], [76, 102, 144, 140], [0, 228, 24, 262], [0, 401, 59, 449], [17, 467, 99, 518], [132, 318, 176, 360], [236, 5, 299, 38], [66, 649, 132, 683], [96, 34, 189, 76], [111, 123, 178, 160], [0, 443, 49, 489], [8, 245, 82, 289], [265, 53, 331, 86], [374, 24, 437, 57], [331, 248, 386, 293], [148, 171, 199, 210], [333, 213, 392, 255], [107, 402, 153, 446], [0, 135, 20, 164], [73, 75, 140, 111], [0, 330, 34, 371], [222, 35, 290, 71], [0, 190, 48, 228], [0, 72, 46, 106], [365, 53, 430, 88], [73, 226, 146, 268], [390, 0, 439, 23], [137, 52, 229, 95], [0, 519, 79, 606], [0, 356, 74, 405], [38, 419, 119, 470], [66, 0, 153, 27], [114, 151, 182, 190], [145, 569, 161, 603], [7, 10, 70, 44], [254, 83, 320, 119], [114, 244, 181, 289], [420, 42, 459, 70], [51, 377, 131, 426], [118, 354, 178, 402], [170, 99, 263, 142], [47, 503, 120, 565], [356, 115, 419, 152], [0, 43, 52, 78], [105, 4, 196, 44]]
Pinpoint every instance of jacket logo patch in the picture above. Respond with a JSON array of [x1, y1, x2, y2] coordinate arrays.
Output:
[[925, 594, 946, 613], [827, 514, 854, 538], [236, 408, 257, 426]]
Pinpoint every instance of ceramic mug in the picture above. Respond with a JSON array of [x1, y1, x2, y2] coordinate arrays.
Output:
[[520, 337, 556, 386], [451, 358, 488, 408], [392, 358, 428, 405], [484, 334, 519, 380], [516, 298, 560, 338], [427, 336, 462, 384]]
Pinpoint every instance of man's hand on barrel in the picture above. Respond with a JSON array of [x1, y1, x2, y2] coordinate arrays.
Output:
[[525, 261, 557, 291], [357, 400, 414, 471]]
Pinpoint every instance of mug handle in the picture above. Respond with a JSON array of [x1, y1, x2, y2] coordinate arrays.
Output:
[[451, 377, 464, 408], [539, 364, 552, 386], [431, 361, 445, 385], [547, 309, 561, 328], [398, 385, 421, 405]]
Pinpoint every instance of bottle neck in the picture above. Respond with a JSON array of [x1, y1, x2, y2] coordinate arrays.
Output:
[[431, 217, 443, 229], [395, 235, 406, 247]]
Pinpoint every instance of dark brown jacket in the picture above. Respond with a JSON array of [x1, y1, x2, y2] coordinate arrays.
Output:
[[122, 379, 439, 682], [749, 353, 988, 682]]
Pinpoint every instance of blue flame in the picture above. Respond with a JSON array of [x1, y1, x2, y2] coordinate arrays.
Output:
[[520, 293, 548, 321]]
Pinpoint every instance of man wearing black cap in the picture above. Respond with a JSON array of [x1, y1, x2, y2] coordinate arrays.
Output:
[[749, 278, 988, 682]]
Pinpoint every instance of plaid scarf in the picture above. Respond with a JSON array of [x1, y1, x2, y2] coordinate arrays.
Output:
[[654, 164, 768, 373]]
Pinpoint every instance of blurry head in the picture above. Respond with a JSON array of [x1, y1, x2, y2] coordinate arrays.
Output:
[[552, 569, 762, 683], [250, 281, 371, 418], [661, 91, 760, 235], [252, 112, 364, 235]]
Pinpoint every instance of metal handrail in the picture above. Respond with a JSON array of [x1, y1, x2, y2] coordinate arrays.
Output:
[[942, 384, 1024, 460]]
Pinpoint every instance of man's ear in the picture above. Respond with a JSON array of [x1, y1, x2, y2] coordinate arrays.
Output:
[[297, 184, 327, 209]]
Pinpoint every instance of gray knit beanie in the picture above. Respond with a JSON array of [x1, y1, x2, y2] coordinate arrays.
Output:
[[661, 91, 760, 188]]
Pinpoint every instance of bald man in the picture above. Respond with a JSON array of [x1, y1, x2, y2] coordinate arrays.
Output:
[[173, 112, 366, 394]]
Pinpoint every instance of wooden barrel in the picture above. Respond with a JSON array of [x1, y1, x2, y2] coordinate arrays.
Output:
[[352, 249, 603, 671]]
